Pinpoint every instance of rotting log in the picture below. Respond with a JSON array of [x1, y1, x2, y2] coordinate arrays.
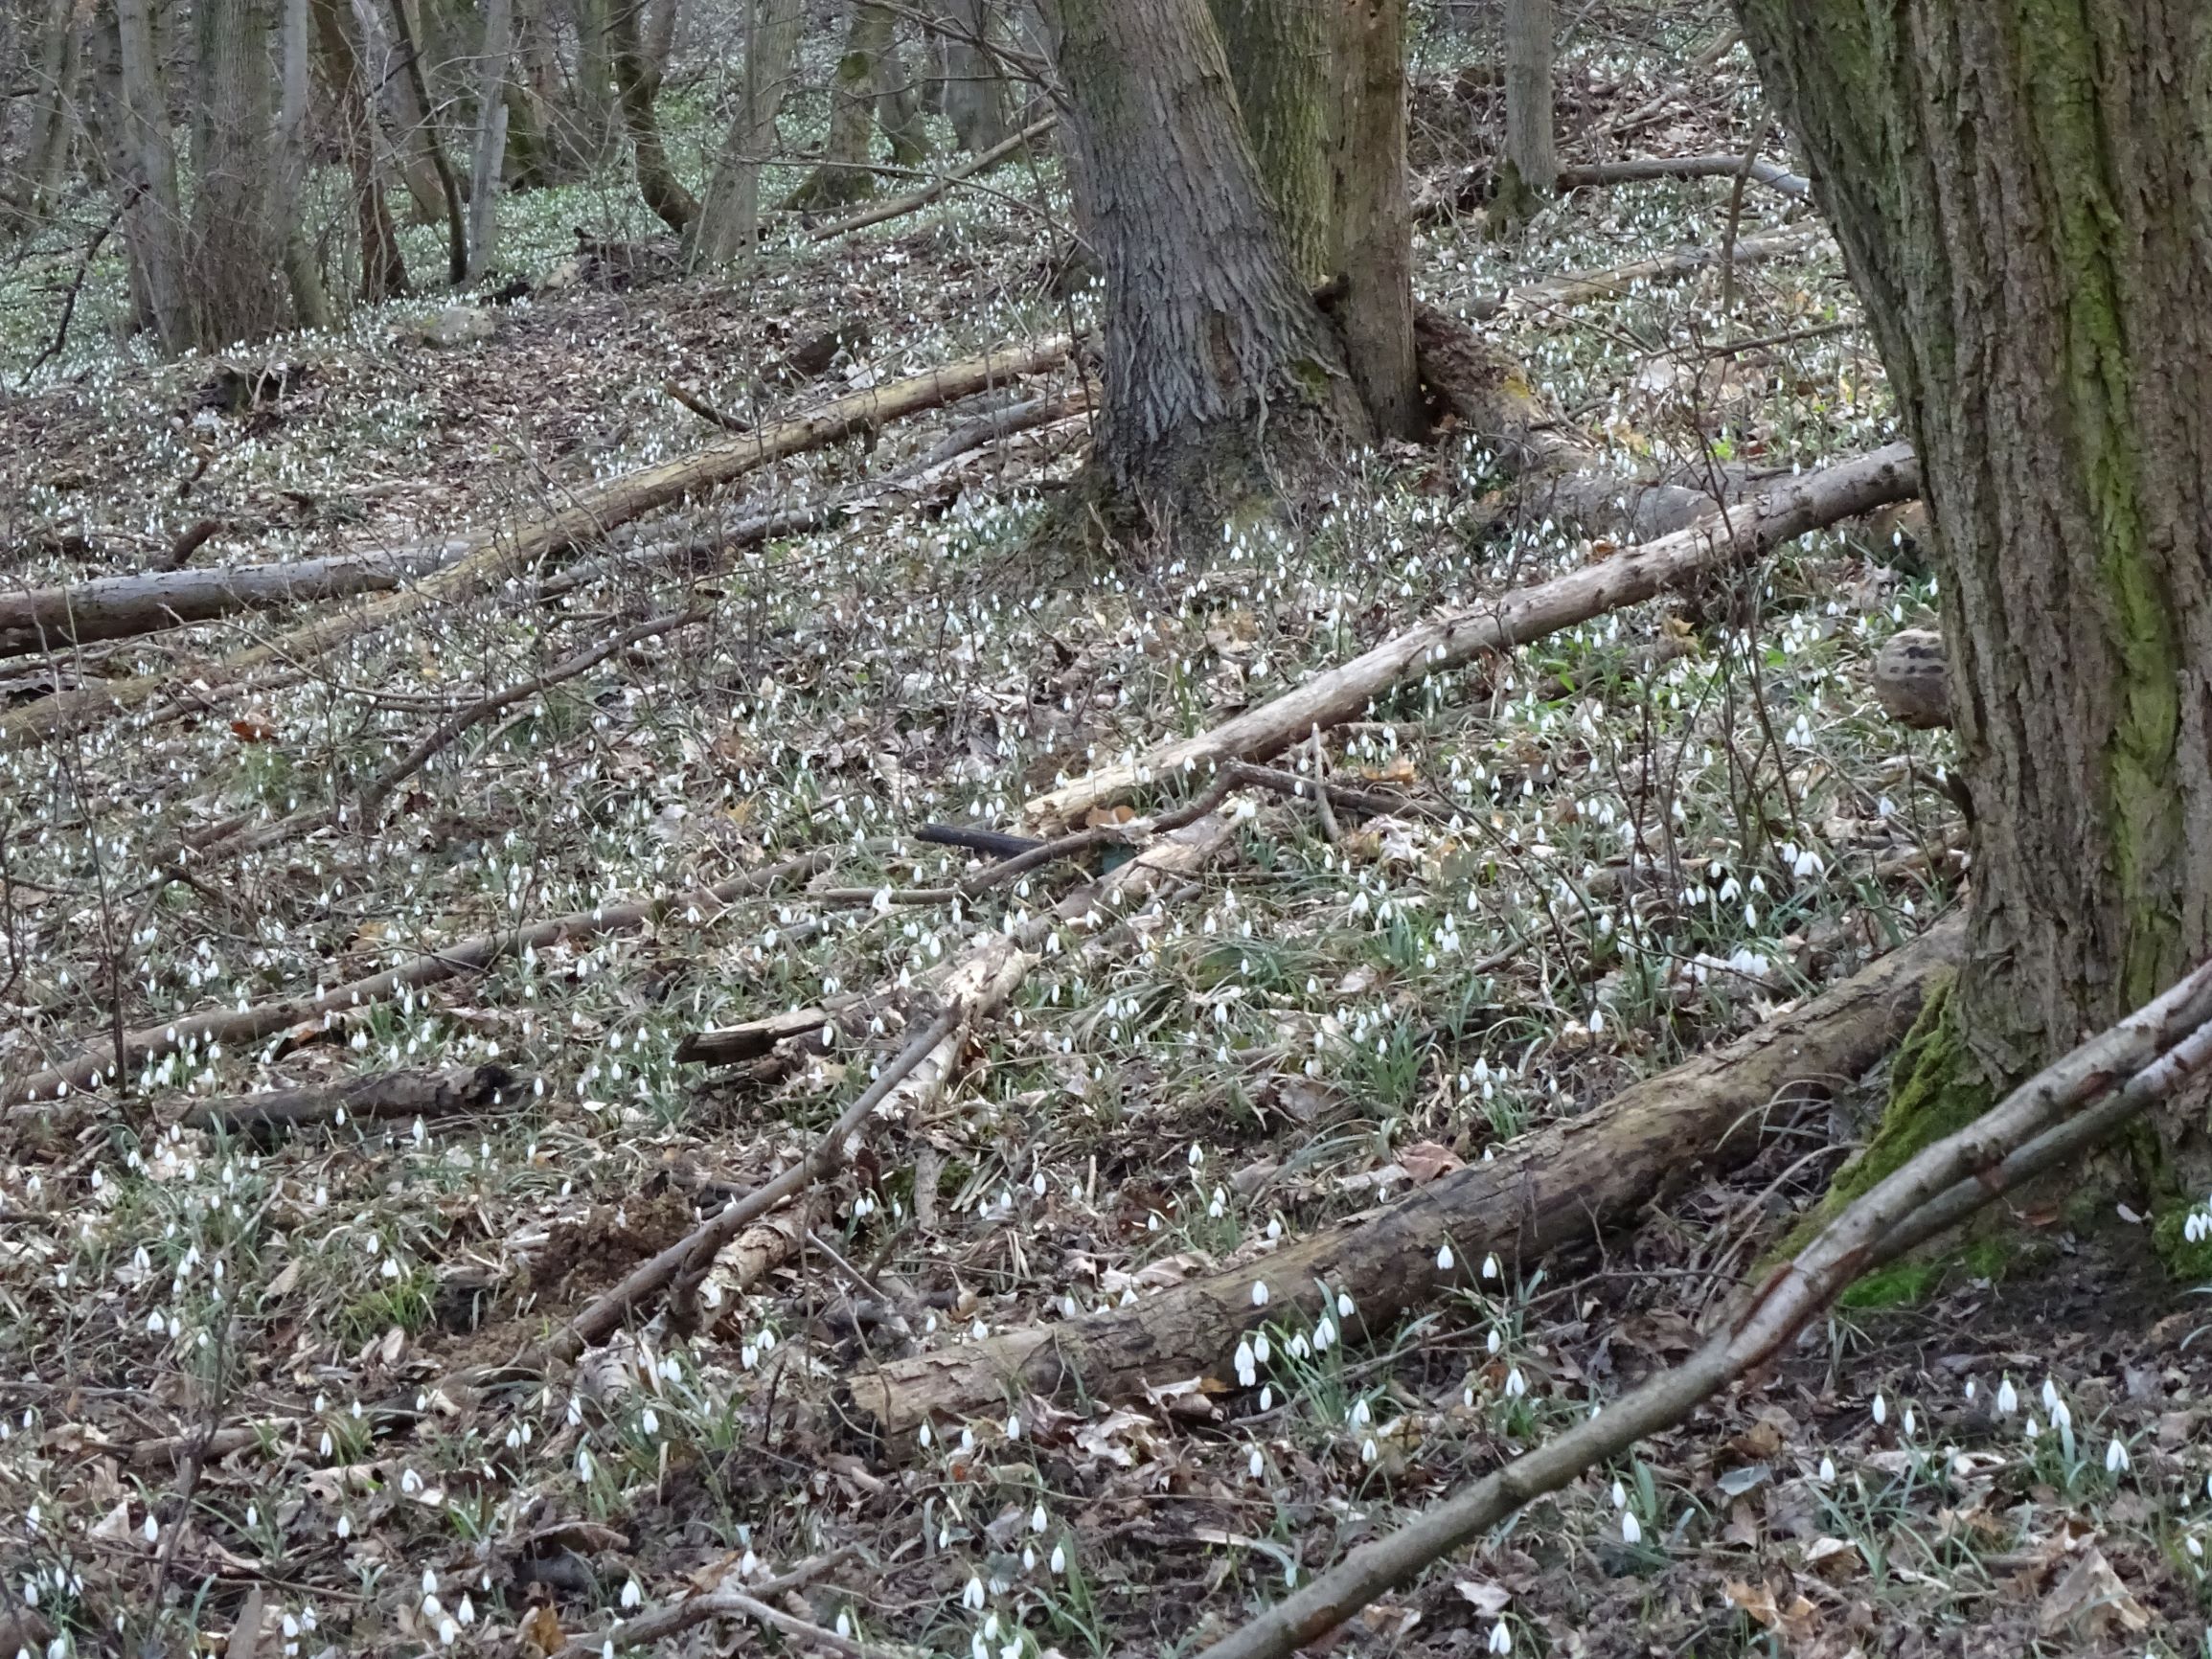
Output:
[[0, 544, 464, 658], [174, 1062, 519, 1138], [845, 915, 1962, 1440], [0, 337, 1074, 755], [1557, 153, 1809, 196], [1026, 443, 1919, 829]]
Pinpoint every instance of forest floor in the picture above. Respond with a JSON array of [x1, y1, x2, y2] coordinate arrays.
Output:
[[4, 13, 2209, 1659]]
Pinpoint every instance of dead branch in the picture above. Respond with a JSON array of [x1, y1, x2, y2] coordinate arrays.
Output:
[[1027, 443, 1919, 828], [1197, 944, 2212, 1659], [550, 1554, 856, 1659], [1557, 153, 1809, 196], [662, 380, 751, 432], [1465, 224, 1823, 320], [540, 1001, 965, 1366], [811, 114, 1057, 241], [174, 1063, 518, 1138], [845, 916, 1963, 1439], [0, 337, 1074, 754], [3, 845, 855, 1112], [0, 544, 466, 659]]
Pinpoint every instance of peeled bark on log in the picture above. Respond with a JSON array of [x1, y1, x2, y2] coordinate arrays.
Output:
[[0, 544, 466, 658], [1557, 153, 1809, 196], [846, 916, 1963, 1439], [3, 847, 846, 1111], [1026, 442, 1919, 829], [176, 1062, 518, 1136], [1872, 628, 1950, 728], [0, 336, 1073, 754]]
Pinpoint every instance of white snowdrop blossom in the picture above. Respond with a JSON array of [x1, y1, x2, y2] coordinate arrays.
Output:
[[2106, 1438, 2132, 1474], [1620, 1511, 1642, 1544]]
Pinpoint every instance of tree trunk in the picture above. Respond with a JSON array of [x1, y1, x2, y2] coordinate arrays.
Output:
[[311, 0, 409, 300], [786, 1, 892, 210], [385, 0, 470, 277], [466, 0, 513, 275], [1041, 0, 1363, 536], [350, 0, 445, 223], [687, 0, 802, 266], [1732, 6, 2212, 1118], [937, 0, 1005, 152], [1329, 0, 1420, 437], [1206, 0, 1333, 284], [2, 0, 80, 239], [872, 8, 928, 166], [565, 0, 620, 170], [113, 0, 191, 350], [1497, 0, 1554, 225], [607, 0, 696, 229], [274, 0, 333, 327]]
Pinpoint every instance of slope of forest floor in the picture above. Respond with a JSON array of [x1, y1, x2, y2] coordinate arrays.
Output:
[[5, 18, 2209, 1659]]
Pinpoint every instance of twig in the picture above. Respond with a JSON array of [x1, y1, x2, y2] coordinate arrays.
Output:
[[551, 1554, 856, 1659], [1306, 729, 1340, 843], [811, 114, 1057, 241], [663, 380, 751, 432], [540, 1002, 963, 1365], [1719, 115, 1775, 314], [1197, 951, 2212, 1659]]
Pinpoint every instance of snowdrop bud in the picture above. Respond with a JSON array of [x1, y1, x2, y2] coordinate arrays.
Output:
[[1489, 1619, 1513, 1654], [2106, 1438, 2131, 1474], [1050, 1541, 1067, 1574], [1817, 1456, 1836, 1483], [1482, 1254, 1500, 1280], [1031, 1503, 1048, 1534], [1871, 1393, 1887, 1426], [1250, 1280, 1270, 1307], [1620, 1511, 1641, 1544], [1996, 1377, 2018, 1415], [1249, 1446, 1265, 1478], [1437, 1243, 1455, 1271]]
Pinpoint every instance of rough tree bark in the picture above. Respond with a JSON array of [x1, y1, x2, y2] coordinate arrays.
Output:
[[1329, 0, 1421, 437], [1732, 6, 2212, 1148], [1496, 0, 1554, 227], [189, 0, 293, 347], [274, 0, 333, 328], [311, 0, 410, 300], [786, 0, 894, 211], [688, 0, 802, 266], [1207, 0, 1334, 283], [112, 0, 191, 349], [1041, 0, 1366, 537], [466, 0, 513, 276], [2, 0, 80, 239], [937, 0, 1006, 152], [607, 0, 696, 229]]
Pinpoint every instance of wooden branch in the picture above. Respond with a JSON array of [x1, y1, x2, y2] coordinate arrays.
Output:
[[0, 544, 465, 659], [1198, 945, 2212, 1659], [1026, 443, 1919, 828], [844, 916, 1963, 1439], [3, 845, 853, 1110], [540, 1001, 965, 1366], [663, 380, 751, 432], [1556, 153, 1808, 196], [675, 1005, 843, 1068], [175, 1062, 517, 1137], [1873, 627, 1950, 728], [550, 1554, 855, 1659], [810, 113, 1056, 240], [1464, 225, 1823, 320], [0, 337, 1074, 754]]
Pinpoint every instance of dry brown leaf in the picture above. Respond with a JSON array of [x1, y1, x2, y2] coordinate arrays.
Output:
[[1802, 1536, 1862, 1581], [517, 1602, 565, 1656], [2037, 1546, 2151, 1639], [1398, 1141, 1463, 1184]]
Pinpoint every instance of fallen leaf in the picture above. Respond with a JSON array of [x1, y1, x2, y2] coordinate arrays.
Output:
[[1723, 1579, 1778, 1627], [1453, 1580, 1511, 1617], [230, 717, 279, 743], [1398, 1141, 1463, 1184], [1802, 1536, 1862, 1581], [2037, 1546, 2151, 1639], [518, 1603, 565, 1656]]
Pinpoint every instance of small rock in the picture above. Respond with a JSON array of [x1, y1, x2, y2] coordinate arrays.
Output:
[[419, 305, 497, 348]]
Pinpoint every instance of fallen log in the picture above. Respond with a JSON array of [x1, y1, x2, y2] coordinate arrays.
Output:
[[1199, 936, 2212, 1659], [174, 1062, 518, 1138], [810, 114, 1057, 240], [3, 844, 860, 1111], [1465, 224, 1823, 321], [1026, 443, 1920, 829], [0, 337, 1074, 755], [1557, 153, 1810, 196], [844, 915, 1962, 1440], [0, 544, 466, 659]]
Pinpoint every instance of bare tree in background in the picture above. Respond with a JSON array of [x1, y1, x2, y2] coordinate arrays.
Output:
[[608, 0, 696, 228], [312, 0, 410, 299], [112, 0, 191, 347], [1497, 0, 1554, 226], [3, 0, 81, 239], [689, 0, 802, 266], [936, 0, 1006, 153], [467, 0, 514, 276], [385, 0, 470, 276], [787, 0, 893, 209]]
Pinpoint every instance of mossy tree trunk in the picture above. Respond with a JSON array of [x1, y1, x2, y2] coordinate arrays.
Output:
[[1734, 5, 2212, 1126], [1495, 0, 1553, 227], [787, 0, 893, 210], [1207, 0, 1334, 283], [937, 0, 1005, 153], [607, 0, 696, 229], [1329, 0, 1421, 438], [1041, 0, 1368, 538]]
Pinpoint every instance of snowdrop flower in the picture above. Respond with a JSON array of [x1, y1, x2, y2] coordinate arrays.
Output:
[[1482, 1253, 1501, 1280], [1871, 1393, 1886, 1427], [962, 1577, 986, 1611], [1437, 1243, 1455, 1271], [2106, 1438, 2131, 1474], [1610, 1479, 1628, 1509], [1236, 1339, 1258, 1387], [1504, 1368, 1527, 1398], [1050, 1541, 1067, 1574], [1250, 1280, 1270, 1307], [1249, 1446, 1266, 1479], [1620, 1511, 1642, 1544], [1817, 1456, 1836, 1483], [1031, 1503, 1048, 1534], [1489, 1619, 1513, 1654], [622, 1579, 642, 1608], [1996, 1377, 2018, 1415]]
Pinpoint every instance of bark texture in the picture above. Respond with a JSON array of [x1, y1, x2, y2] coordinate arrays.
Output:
[[1043, 0, 1361, 530], [938, 0, 1006, 152], [850, 919, 1961, 1435], [466, 0, 513, 277], [1329, 0, 1421, 436], [311, 0, 410, 300], [787, 0, 894, 210], [688, 0, 803, 265], [112, 0, 190, 347], [386, 0, 470, 277], [607, 0, 696, 229], [1207, 0, 1334, 283], [1498, 0, 1554, 219], [1735, 2, 2212, 1083]]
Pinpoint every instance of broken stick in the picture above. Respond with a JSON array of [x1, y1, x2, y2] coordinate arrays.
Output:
[[176, 1063, 518, 1138], [1026, 443, 1920, 829]]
